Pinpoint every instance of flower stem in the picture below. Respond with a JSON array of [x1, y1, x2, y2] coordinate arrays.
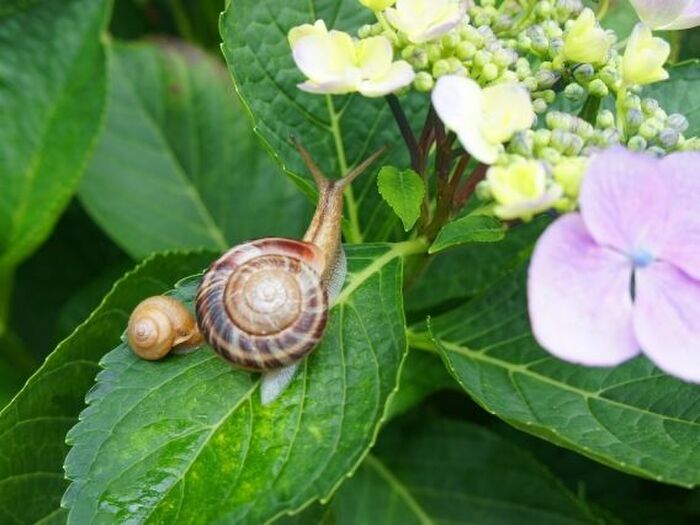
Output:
[[326, 95, 363, 244], [597, 0, 610, 21], [385, 95, 421, 171]]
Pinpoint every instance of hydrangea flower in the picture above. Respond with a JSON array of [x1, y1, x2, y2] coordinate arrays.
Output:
[[385, 0, 467, 44], [528, 147, 700, 383], [289, 20, 415, 97], [432, 75, 535, 164], [563, 8, 611, 65], [630, 0, 700, 30], [487, 160, 562, 221], [622, 23, 670, 86]]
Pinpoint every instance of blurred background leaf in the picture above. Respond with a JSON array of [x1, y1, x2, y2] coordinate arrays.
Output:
[[0, 0, 112, 334], [79, 40, 311, 259]]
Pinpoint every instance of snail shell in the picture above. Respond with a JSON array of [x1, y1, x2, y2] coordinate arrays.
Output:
[[127, 296, 203, 360], [195, 238, 329, 370], [195, 141, 385, 372]]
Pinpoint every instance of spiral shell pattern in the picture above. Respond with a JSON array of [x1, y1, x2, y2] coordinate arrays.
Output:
[[195, 238, 329, 370]]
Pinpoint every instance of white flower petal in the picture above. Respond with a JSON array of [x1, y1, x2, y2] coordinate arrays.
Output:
[[358, 60, 415, 97], [356, 36, 393, 79]]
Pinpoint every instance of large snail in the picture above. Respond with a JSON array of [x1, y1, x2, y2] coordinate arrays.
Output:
[[127, 140, 384, 404]]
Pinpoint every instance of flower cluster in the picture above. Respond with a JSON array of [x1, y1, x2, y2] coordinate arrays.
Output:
[[288, 0, 700, 224], [286, 1, 700, 382]]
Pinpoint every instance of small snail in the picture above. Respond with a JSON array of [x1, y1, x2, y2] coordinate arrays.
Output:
[[127, 296, 203, 360], [195, 140, 385, 402]]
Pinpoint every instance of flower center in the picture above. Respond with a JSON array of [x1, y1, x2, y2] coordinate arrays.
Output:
[[631, 248, 654, 268]]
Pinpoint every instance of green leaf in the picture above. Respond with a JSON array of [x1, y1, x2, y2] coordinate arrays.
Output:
[[430, 214, 506, 254], [377, 167, 425, 232], [646, 61, 700, 137], [220, 0, 424, 242], [63, 242, 422, 523], [418, 267, 700, 488], [384, 349, 457, 421], [283, 417, 602, 524], [79, 41, 311, 259], [405, 218, 547, 312], [0, 0, 111, 270], [0, 251, 214, 524]]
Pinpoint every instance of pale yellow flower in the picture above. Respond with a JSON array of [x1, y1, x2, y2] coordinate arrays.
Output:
[[563, 8, 611, 65], [553, 157, 588, 199], [385, 0, 467, 44], [487, 161, 563, 220], [432, 75, 535, 164], [289, 22, 415, 97], [622, 23, 670, 86]]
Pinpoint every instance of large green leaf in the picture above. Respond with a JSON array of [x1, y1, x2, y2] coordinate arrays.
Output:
[[79, 41, 311, 259], [63, 242, 423, 523], [415, 267, 700, 488], [282, 417, 602, 524], [220, 0, 422, 242], [646, 61, 700, 137], [0, 251, 214, 524], [0, 0, 111, 271], [405, 218, 547, 313]]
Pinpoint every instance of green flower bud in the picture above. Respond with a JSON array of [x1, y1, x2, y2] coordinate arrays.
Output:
[[659, 128, 680, 149], [456, 41, 477, 60], [538, 89, 556, 104], [536, 69, 559, 89], [481, 63, 500, 81], [625, 108, 644, 131], [509, 130, 535, 157], [413, 71, 434, 92], [427, 44, 443, 63], [628, 135, 648, 151], [539, 147, 562, 164], [573, 63, 595, 84], [358, 24, 374, 39], [522, 76, 539, 91], [533, 98, 548, 114], [564, 82, 586, 101], [667, 113, 689, 133], [532, 35, 550, 55], [534, 128, 552, 147], [596, 109, 615, 128], [641, 97, 660, 116], [546, 111, 571, 130], [639, 121, 659, 140], [474, 50, 492, 68], [432, 59, 452, 78], [588, 78, 609, 98], [494, 49, 515, 68]]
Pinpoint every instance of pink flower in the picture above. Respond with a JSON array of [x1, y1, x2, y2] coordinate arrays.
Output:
[[629, 0, 700, 30], [528, 147, 700, 382]]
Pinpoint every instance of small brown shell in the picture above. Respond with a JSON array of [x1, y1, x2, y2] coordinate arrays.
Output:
[[195, 238, 329, 371], [127, 296, 202, 360]]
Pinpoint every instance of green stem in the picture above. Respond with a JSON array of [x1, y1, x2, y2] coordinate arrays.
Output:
[[0, 267, 12, 339], [616, 87, 628, 140], [375, 11, 396, 39], [597, 0, 610, 21], [169, 0, 195, 42], [669, 31, 683, 63], [326, 95, 363, 244]]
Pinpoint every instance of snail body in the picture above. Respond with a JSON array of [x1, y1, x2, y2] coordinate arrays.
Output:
[[195, 142, 384, 373], [127, 296, 202, 360]]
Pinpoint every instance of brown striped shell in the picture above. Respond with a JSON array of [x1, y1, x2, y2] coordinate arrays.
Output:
[[195, 238, 329, 371]]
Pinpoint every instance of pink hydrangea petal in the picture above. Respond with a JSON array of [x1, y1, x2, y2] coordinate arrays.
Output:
[[629, 0, 691, 28], [634, 262, 700, 383], [661, 1, 700, 29], [528, 214, 640, 366], [580, 147, 671, 256], [655, 153, 700, 281]]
